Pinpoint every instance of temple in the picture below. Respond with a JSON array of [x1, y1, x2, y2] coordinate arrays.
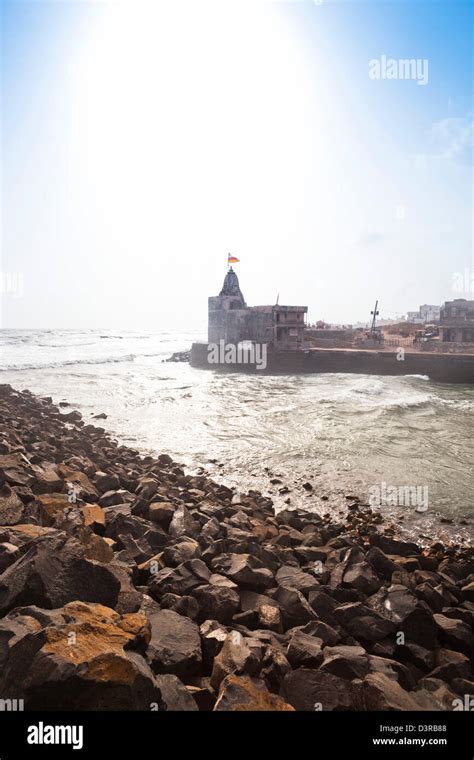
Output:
[[208, 267, 307, 350]]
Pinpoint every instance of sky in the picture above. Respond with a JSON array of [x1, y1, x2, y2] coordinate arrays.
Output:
[[1, 0, 472, 329]]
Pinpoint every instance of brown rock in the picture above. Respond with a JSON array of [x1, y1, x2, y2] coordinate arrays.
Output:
[[210, 631, 260, 690], [287, 631, 324, 669], [428, 649, 471, 682], [148, 559, 211, 600], [260, 645, 292, 692], [258, 604, 283, 633], [146, 609, 202, 677], [211, 553, 273, 590], [93, 471, 121, 494], [0, 542, 20, 572], [154, 674, 198, 710], [281, 669, 357, 711], [275, 565, 318, 596], [0, 534, 121, 614], [214, 675, 294, 711], [320, 645, 369, 680], [433, 613, 474, 656], [31, 464, 63, 494], [168, 505, 199, 538], [371, 585, 438, 647], [0, 455, 34, 488], [356, 673, 430, 711], [0, 484, 26, 525], [149, 502, 175, 528], [58, 466, 98, 501], [0, 601, 160, 710], [273, 585, 316, 628], [191, 584, 240, 624]]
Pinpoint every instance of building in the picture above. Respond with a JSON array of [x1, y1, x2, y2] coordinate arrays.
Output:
[[208, 267, 248, 344], [439, 299, 474, 343], [419, 304, 441, 322], [208, 268, 307, 350], [407, 304, 440, 323]]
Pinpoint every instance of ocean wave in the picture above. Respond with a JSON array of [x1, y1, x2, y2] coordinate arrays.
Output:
[[376, 396, 435, 411], [0, 351, 169, 371]]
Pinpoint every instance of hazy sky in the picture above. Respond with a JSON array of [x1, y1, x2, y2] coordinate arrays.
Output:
[[1, 0, 472, 329]]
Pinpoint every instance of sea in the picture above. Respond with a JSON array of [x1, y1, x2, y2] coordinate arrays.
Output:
[[0, 328, 473, 545]]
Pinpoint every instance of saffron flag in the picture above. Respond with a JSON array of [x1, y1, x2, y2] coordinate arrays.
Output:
[[228, 254, 240, 264]]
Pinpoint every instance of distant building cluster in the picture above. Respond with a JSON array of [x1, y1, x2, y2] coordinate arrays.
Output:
[[406, 304, 441, 323], [209, 269, 474, 350], [406, 299, 474, 343]]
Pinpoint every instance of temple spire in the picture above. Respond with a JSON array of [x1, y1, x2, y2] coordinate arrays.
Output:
[[219, 266, 245, 302]]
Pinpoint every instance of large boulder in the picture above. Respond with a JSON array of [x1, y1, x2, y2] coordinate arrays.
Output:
[[0, 454, 34, 488], [368, 586, 438, 647], [58, 466, 99, 502], [343, 561, 381, 595], [319, 645, 369, 680], [148, 502, 175, 529], [334, 602, 395, 643], [286, 631, 324, 669], [281, 669, 357, 711], [210, 631, 260, 690], [153, 674, 198, 711], [31, 463, 63, 494], [214, 675, 294, 711], [0, 484, 27, 525], [260, 646, 292, 692], [369, 534, 421, 557], [0, 601, 162, 709], [275, 565, 318, 596], [0, 535, 121, 614], [191, 584, 240, 624], [356, 673, 439, 711], [211, 554, 273, 590], [146, 609, 202, 678], [168, 505, 199, 539], [0, 542, 20, 573], [273, 585, 316, 629], [428, 649, 471, 683], [298, 619, 340, 646], [148, 559, 211, 600], [433, 614, 474, 656], [366, 547, 400, 581], [163, 538, 201, 567]]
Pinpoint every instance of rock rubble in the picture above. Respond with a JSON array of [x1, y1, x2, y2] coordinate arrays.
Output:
[[0, 384, 472, 711]]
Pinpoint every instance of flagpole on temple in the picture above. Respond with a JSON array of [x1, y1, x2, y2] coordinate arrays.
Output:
[[227, 253, 240, 269]]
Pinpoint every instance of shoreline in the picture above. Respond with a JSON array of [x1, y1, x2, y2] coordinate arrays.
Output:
[[0, 383, 473, 710]]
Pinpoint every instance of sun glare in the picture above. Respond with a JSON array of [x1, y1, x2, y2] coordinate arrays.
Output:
[[72, 0, 322, 279]]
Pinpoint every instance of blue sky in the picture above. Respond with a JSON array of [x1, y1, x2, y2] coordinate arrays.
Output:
[[1, 0, 472, 328]]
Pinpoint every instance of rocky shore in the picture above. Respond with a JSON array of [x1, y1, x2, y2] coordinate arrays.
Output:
[[0, 383, 473, 711]]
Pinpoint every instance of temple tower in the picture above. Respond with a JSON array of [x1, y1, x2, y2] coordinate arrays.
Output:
[[208, 267, 248, 344]]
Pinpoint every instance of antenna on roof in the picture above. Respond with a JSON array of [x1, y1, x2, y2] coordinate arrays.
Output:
[[275, 293, 279, 305]]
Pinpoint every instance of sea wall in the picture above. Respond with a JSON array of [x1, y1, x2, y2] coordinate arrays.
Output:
[[191, 343, 474, 384]]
